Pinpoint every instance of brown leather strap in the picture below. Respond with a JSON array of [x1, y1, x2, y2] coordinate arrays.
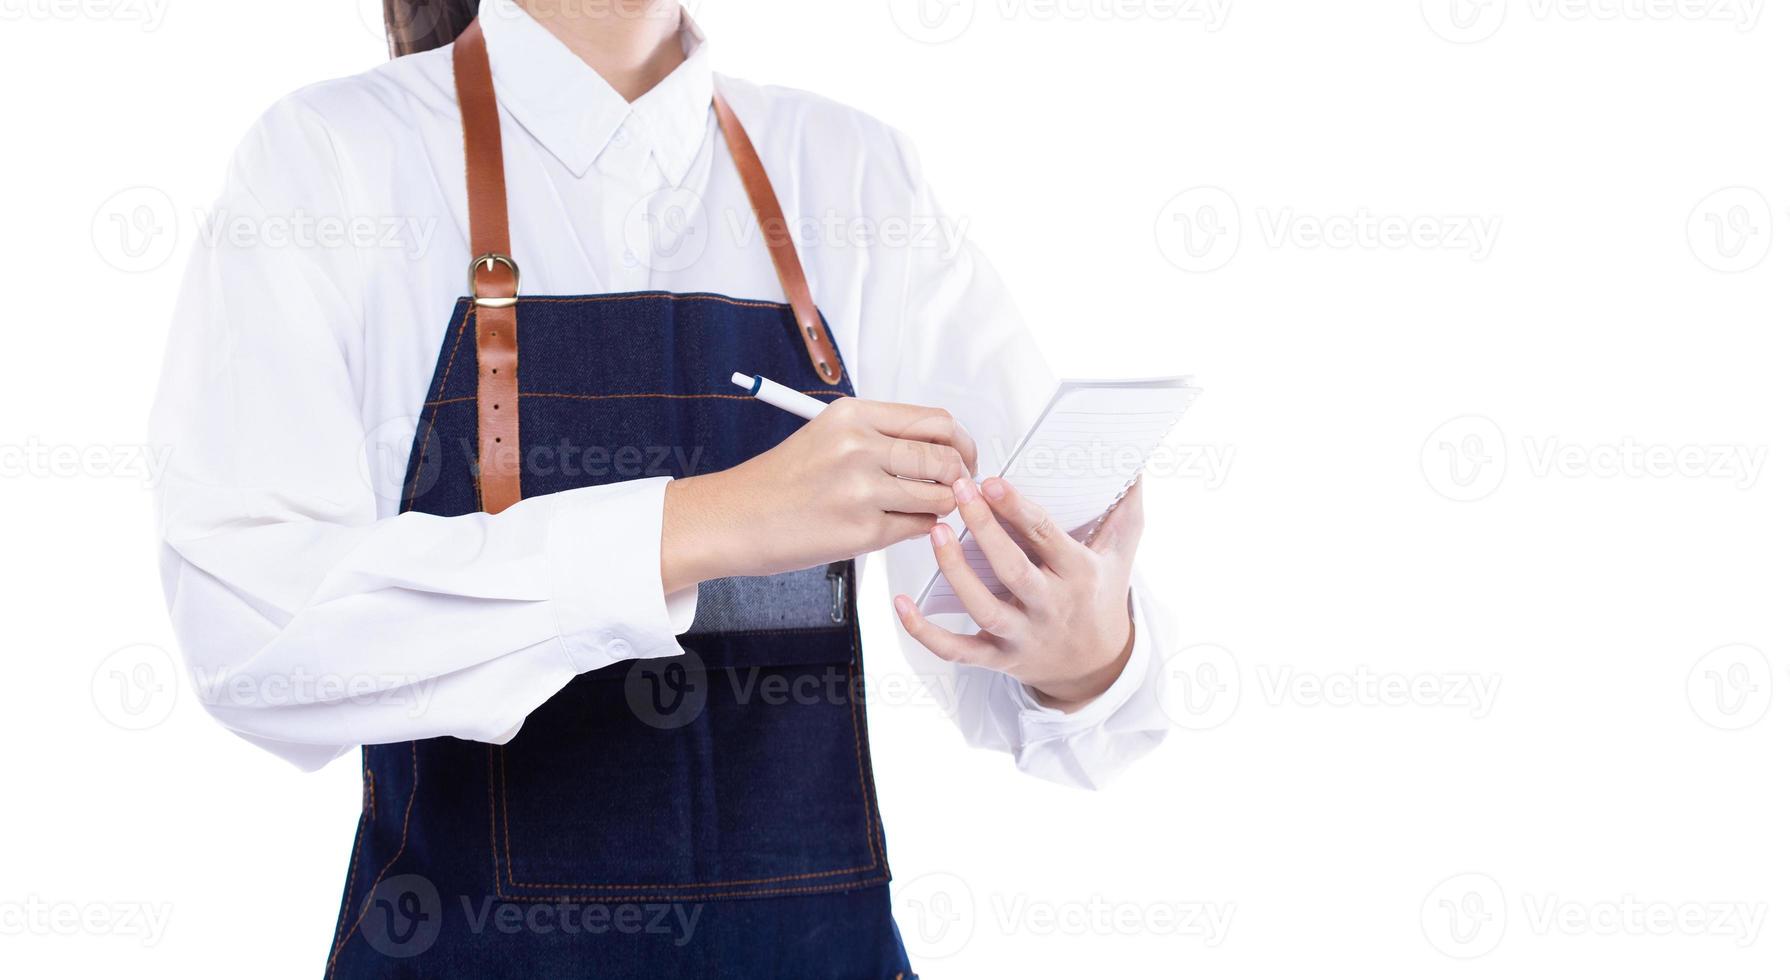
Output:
[[451, 21, 844, 515], [713, 92, 843, 386], [454, 20, 523, 514]]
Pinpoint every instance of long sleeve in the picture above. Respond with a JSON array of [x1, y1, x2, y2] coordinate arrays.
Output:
[[858, 135, 1176, 790], [149, 96, 695, 771]]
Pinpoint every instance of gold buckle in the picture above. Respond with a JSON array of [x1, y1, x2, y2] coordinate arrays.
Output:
[[469, 253, 520, 308]]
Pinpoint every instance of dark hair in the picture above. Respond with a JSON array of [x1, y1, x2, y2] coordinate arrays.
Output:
[[384, 0, 479, 57]]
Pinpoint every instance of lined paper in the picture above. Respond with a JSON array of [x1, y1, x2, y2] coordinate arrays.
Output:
[[918, 377, 1199, 615]]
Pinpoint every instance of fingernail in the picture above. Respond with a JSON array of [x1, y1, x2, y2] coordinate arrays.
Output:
[[930, 524, 952, 547], [952, 477, 978, 504], [982, 478, 1007, 501], [893, 595, 916, 620]]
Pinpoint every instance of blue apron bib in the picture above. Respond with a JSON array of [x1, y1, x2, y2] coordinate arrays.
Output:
[[324, 20, 910, 980]]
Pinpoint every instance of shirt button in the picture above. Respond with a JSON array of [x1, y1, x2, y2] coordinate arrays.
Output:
[[613, 128, 630, 147], [607, 638, 634, 659]]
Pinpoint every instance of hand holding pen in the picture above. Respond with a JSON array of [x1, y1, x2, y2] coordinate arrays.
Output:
[[732, 371, 1140, 713], [657, 376, 978, 594]]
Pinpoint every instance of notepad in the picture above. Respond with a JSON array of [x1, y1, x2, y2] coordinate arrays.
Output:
[[917, 376, 1200, 615]]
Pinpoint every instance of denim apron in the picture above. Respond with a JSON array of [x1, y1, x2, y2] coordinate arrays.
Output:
[[324, 20, 910, 980]]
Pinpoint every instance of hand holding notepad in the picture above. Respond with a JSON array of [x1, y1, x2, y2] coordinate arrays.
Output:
[[917, 377, 1199, 614]]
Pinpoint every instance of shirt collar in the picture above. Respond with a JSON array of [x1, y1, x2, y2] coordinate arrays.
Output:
[[478, 0, 712, 183]]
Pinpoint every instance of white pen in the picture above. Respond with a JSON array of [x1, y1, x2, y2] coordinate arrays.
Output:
[[731, 372, 831, 421]]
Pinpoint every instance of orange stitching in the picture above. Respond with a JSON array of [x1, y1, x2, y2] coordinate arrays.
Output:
[[494, 874, 892, 905], [505, 863, 882, 892], [404, 302, 475, 511], [326, 742, 419, 979], [329, 813, 367, 956], [488, 745, 503, 894], [486, 292, 791, 312], [499, 744, 516, 886], [844, 572, 883, 867]]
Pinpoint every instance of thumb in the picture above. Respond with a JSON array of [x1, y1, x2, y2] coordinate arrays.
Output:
[[1088, 480, 1145, 566]]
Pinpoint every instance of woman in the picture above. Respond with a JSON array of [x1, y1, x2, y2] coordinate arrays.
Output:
[[151, 0, 1174, 975]]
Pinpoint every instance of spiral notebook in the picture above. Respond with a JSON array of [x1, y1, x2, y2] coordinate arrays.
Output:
[[917, 376, 1200, 615]]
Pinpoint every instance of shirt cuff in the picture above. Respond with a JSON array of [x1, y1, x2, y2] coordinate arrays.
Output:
[[548, 477, 692, 673], [1010, 590, 1154, 743]]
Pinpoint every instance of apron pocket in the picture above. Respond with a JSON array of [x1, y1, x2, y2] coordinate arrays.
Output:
[[489, 583, 887, 902]]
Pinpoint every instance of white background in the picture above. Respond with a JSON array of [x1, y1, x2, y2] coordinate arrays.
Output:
[[3, 0, 1788, 976]]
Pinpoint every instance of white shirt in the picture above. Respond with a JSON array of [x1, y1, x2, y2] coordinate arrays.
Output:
[[150, 0, 1172, 788]]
